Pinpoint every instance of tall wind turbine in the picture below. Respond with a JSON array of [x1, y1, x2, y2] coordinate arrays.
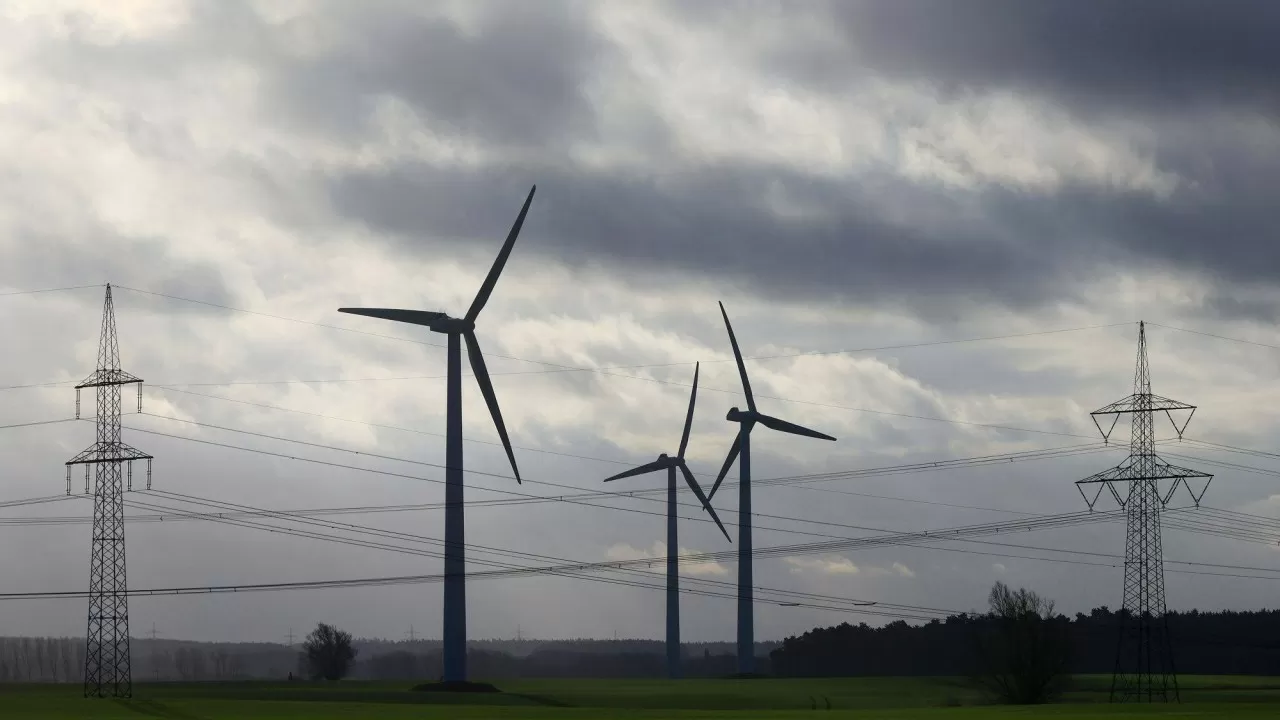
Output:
[[602, 362, 730, 679], [707, 301, 836, 675], [338, 185, 535, 685]]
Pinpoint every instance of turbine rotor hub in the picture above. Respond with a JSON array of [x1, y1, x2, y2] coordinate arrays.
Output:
[[433, 316, 475, 334]]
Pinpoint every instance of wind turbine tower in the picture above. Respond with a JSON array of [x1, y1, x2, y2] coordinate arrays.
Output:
[[339, 185, 535, 685], [708, 302, 836, 675], [602, 362, 731, 678]]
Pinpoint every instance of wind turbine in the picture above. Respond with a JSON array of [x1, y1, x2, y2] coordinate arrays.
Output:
[[602, 362, 731, 679], [707, 301, 836, 675], [338, 185, 535, 685]]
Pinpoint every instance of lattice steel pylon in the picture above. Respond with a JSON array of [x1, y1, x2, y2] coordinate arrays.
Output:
[[1076, 321, 1212, 703], [65, 284, 152, 699]]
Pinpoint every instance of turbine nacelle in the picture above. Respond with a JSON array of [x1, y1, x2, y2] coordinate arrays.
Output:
[[600, 363, 731, 542], [432, 316, 475, 335], [708, 302, 837, 503], [337, 185, 537, 486]]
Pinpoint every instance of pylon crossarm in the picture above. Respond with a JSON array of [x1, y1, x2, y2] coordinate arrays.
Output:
[[1153, 466, 1212, 507], [1186, 475, 1212, 506], [66, 446, 153, 466], [1077, 461, 1135, 485], [1077, 479, 1106, 510], [1092, 412, 1121, 443], [1164, 406, 1196, 439], [1155, 460, 1211, 479], [1106, 481, 1128, 508], [1091, 393, 1143, 415], [66, 444, 103, 465], [75, 369, 143, 389], [1082, 456, 1209, 484], [1092, 393, 1196, 416], [1148, 393, 1195, 411]]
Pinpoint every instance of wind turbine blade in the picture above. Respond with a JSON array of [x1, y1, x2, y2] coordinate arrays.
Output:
[[678, 362, 699, 459], [602, 459, 668, 483], [466, 185, 536, 322], [718, 302, 755, 411], [757, 413, 836, 441], [337, 308, 446, 327], [464, 330, 521, 483], [680, 462, 730, 542], [707, 431, 742, 501]]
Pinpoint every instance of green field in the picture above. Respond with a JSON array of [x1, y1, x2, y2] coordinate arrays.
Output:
[[2, 676, 1278, 719]]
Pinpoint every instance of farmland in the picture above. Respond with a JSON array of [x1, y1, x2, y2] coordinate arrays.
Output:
[[2, 675, 1278, 719]]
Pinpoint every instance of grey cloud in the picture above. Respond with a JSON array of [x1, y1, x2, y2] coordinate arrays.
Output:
[[327, 161, 1109, 318], [7, 234, 235, 318], [25, 0, 1280, 321], [263, 0, 606, 148], [269, 1, 1276, 321], [757, 0, 1280, 117]]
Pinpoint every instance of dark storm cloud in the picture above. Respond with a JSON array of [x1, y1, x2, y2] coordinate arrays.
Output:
[[147, 0, 1259, 320], [760, 0, 1280, 116], [327, 160, 1123, 314], [264, 0, 606, 148]]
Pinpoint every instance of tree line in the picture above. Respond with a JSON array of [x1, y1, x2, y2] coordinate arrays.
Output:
[[6, 596, 1280, 690], [0, 635, 771, 682], [770, 602, 1280, 678]]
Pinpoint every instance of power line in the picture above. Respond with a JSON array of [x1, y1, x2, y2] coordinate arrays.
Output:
[[9, 483, 1276, 607], [0, 284, 103, 298], [0, 418, 78, 431], [1183, 438, 1280, 463], [117, 490, 947, 621], [135, 486, 1124, 582], [9, 495, 1279, 611], [27, 284, 1098, 440], [74, 324, 1137, 388], [20, 412, 1254, 558], [134, 409, 1113, 502], [142, 489, 952, 615], [7, 495, 1274, 604], [0, 380, 80, 391], [0, 494, 87, 511], [153, 487, 1236, 613], [1147, 322, 1280, 352], [109, 283, 1127, 369], [110, 285, 445, 350], [174, 374, 1089, 439], [144, 385, 1098, 482], [113, 415, 1121, 541]]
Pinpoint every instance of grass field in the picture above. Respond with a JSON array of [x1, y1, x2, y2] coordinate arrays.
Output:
[[1, 675, 1278, 719]]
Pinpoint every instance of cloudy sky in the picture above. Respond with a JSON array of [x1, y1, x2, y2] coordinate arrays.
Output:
[[2, 0, 1280, 645]]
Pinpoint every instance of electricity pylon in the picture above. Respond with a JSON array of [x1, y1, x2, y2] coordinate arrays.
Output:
[[1076, 321, 1212, 703], [66, 284, 152, 699]]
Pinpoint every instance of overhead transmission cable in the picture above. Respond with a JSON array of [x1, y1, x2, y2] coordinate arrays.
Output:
[[0, 283, 1124, 441], [123, 490, 946, 621], [112, 416, 1125, 542], [132, 409, 1116, 505]]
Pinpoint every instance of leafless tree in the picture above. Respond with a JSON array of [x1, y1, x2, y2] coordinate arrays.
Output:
[[974, 581, 1071, 704]]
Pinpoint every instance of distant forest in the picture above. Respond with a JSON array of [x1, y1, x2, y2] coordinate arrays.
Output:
[[0, 637, 779, 682], [2, 607, 1279, 682], [771, 608, 1280, 677]]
